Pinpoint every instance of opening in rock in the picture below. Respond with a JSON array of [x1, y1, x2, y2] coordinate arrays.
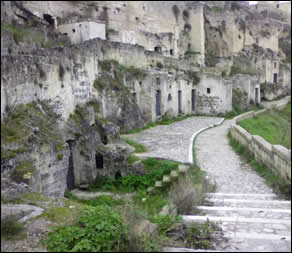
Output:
[[43, 14, 55, 27], [66, 140, 75, 190], [115, 171, 122, 180], [95, 153, 104, 169]]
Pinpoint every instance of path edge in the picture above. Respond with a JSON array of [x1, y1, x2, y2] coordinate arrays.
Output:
[[189, 118, 225, 164]]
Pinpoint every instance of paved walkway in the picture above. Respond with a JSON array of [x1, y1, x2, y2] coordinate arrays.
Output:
[[122, 116, 223, 163], [125, 116, 291, 252], [194, 119, 291, 252]]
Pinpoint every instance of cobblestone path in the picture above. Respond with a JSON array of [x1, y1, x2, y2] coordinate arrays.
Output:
[[125, 116, 291, 252], [193, 119, 291, 252], [122, 116, 223, 163]]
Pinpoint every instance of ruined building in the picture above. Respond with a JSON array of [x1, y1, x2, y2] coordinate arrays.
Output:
[[1, 1, 291, 197]]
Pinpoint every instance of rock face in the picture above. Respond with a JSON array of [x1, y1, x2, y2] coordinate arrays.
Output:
[[1, 1, 291, 197]]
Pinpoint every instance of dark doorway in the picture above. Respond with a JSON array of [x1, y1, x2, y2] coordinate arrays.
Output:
[[132, 92, 137, 103], [66, 140, 75, 190], [273, 73, 277, 83], [154, 46, 162, 54], [156, 90, 161, 116], [178, 90, 182, 113], [255, 88, 259, 105], [43, 14, 55, 27], [115, 171, 122, 180], [191, 89, 195, 111], [95, 153, 104, 169]]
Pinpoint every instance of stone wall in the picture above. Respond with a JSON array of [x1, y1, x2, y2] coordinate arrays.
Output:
[[58, 22, 106, 44], [230, 96, 291, 181]]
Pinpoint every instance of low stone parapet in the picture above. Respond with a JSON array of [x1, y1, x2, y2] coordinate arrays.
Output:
[[230, 97, 291, 181]]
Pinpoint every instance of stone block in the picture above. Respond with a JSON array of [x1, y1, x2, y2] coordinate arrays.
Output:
[[162, 175, 171, 183], [178, 165, 189, 173], [155, 181, 163, 187], [170, 170, 179, 178]]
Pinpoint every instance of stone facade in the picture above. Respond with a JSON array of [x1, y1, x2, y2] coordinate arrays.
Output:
[[58, 22, 106, 44]]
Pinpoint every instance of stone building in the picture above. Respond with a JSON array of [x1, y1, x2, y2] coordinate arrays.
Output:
[[58, 21, 106, 44]]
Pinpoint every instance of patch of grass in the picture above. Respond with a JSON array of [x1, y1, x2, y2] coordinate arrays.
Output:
[[89, 158, 179, 192], [122, 138, 148, 153], [187, 71, 200, 85], [1, 101, 64, 151], [185, 220, 218, 249], [45, 206, 129, 252], [150, 214, 182, 235], [211, 6, 225, 12], [227, 131, 291, 199], [1, 216, 26, 241], [10, 160, 35, 184], [225, 104, 261, 119], [238, 103, 291, 148], [185, 50, 200, 56], [127, 154, 140, 164], [229, 66, 257, 76], [57, 154, 63, 160], [65, 191, 125, 208], [133, 191, 169, 217]]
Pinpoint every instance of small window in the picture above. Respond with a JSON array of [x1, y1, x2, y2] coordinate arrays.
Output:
[[95, 153, 103, 169], [154, 46, 162, 53], [170, 49, 174, 56], [273, 73, 277, 84], [168, 94, 172, 101], [207, 88, 211, 94], [132, 92, 137, 103], [63, 33, 68, 36], [277, 4, 279, 8], [156, 77, 160, 85], [274, 62, 277, 68], [238, 34, 241, 39], [72, 29, 76, 33]]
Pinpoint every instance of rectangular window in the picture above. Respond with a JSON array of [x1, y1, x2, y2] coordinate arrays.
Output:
[[207, 88, 211, 94], [273, 73, 277, 84]]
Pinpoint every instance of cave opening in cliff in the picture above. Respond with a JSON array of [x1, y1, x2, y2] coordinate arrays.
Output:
[[66, 140, 75, 190], [95, 153, 104, 169], [115, 171, 122, 180], [43, 14, 55, 28], [154, 46, 162, 54]]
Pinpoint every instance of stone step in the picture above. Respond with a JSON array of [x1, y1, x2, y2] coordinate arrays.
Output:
[[205, 198, 291, 209], [182, 215, 291, 226], [224, 236, 291, 252], [163, 247, 222, 252], [205, 193, 278, 201], [196, 206, 291, 220]]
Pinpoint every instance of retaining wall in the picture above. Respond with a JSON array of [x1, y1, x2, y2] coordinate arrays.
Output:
[[230, 96, 291, 181]]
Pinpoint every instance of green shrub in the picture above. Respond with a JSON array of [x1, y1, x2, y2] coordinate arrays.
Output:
[[46, 206, 128, 252], [1, 216, 26, 240], [150, 215, 182, 235]]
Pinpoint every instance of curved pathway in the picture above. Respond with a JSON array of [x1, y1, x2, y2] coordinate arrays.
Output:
[[124, 116, 291, 252], [195, 119, 291, 252], [122, 116, 223, 163]]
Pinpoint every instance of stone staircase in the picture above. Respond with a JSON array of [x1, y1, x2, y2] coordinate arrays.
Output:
[[164, 193, 291, 252]]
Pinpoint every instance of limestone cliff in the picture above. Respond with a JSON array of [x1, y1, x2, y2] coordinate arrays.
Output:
[[1, 1, 291, 198]]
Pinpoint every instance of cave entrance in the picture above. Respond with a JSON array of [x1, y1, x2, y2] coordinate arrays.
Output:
[[178, 90, 182, 113], [115, 171, 122, 180], [191, 89, 196, 111], [273, 73, 277, 84], [43, 14, 55, 28], [255, 87, 259, 105], [156, 90, 161, 116], [66, 140, 75, 190], [154, 46, 162, 54], [95, 153, 104, 169]]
